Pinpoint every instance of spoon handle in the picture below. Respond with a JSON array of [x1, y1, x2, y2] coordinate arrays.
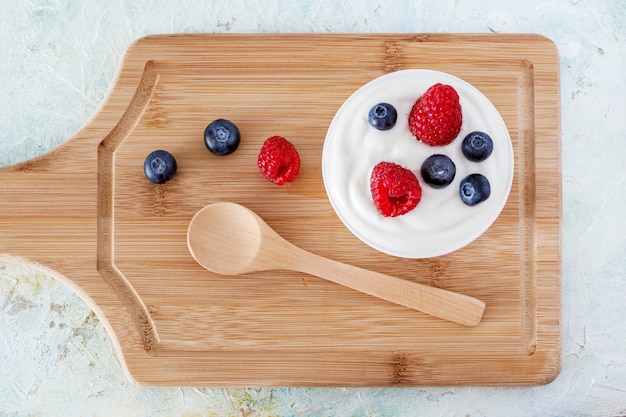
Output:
[[289, 249, 485, 326]]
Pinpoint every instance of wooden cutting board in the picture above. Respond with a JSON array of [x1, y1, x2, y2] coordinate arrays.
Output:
[[0, 34, 561, 387]]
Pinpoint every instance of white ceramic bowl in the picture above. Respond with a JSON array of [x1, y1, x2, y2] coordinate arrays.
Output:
[[322, 69, 514, 258]]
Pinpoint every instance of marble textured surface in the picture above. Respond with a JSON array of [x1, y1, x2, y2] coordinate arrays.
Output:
[[1, 0, 625, 416]]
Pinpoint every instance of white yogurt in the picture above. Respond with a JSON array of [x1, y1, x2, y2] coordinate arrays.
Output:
[[322, 69, 514, 258]]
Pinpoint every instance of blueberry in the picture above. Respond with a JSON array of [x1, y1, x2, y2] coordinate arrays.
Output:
[[368, 102, 397, 130], [144, 150, 177, 184], [461, 131, 494, 162], [459, 173, 491, 206], [204, 119, 241, 156], [420, 154, 456, 189]]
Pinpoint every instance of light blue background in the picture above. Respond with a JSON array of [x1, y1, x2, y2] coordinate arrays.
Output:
[[1, 1, 625, 416]]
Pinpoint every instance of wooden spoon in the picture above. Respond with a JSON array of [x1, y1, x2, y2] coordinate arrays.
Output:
[[187, 202, 485, 326]]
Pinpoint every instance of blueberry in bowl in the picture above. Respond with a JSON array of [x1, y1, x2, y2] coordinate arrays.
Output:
[[421, 154, 456, 189], [462, 131, 493, 162], [367, 102, 397, 131], [459, 173, 491, 206]]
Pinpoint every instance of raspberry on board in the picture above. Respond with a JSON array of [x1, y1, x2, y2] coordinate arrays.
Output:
[[257, 135, 301, 185], [408, 83, 463, 146], [370, 161, 422, 217]]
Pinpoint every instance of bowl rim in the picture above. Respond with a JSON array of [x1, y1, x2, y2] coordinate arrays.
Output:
[[322, 68, 515, 258]]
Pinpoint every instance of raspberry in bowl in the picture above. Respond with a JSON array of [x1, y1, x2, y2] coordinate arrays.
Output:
[[322, 69, 514, 258]]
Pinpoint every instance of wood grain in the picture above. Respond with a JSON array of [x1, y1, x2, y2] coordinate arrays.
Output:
[[0, 33, 561, 387]]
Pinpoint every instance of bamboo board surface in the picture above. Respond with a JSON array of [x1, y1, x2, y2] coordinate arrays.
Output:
[[0, 34, 561, 387]]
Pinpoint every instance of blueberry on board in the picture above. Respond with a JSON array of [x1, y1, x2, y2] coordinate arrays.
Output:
[[144, 150, 177, 184], [459, 173, 491, 206], [204, 119, 241, 156], [461, 131, 494, 162], [368, 103, 398, 130], [420, 154, 456, 189]]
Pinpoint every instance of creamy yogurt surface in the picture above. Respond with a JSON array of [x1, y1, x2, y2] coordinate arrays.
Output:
[[322, 69, 514, 258]]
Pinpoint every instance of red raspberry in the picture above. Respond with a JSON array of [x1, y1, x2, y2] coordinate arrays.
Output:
[[408, 83, 462, 146], [370, 161, 422, 217], [257, 136, 301, 185]]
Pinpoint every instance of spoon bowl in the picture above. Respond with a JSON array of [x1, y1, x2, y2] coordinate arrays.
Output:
[[187, 202, 264, 275], [187, 202, 485, 326]]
